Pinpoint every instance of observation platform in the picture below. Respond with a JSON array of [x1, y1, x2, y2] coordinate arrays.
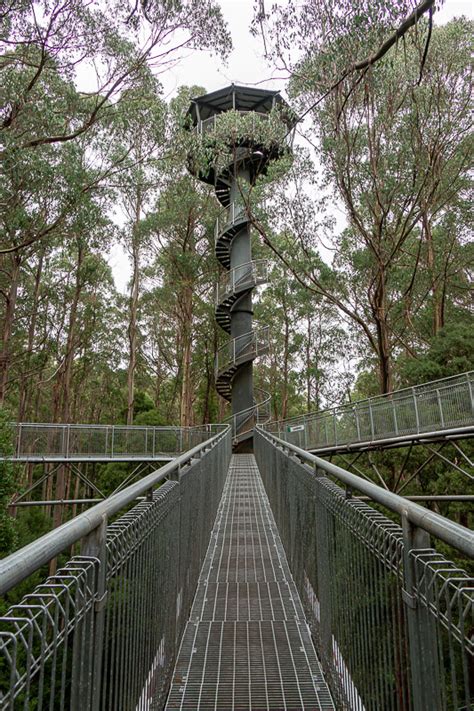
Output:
[[166, 454, 334, 710]]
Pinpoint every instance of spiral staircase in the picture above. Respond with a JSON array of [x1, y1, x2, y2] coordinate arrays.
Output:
[[213, 197, 272, 445], [186, 85, 296, 449]]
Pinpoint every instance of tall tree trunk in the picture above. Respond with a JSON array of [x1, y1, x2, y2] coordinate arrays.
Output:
[[127, 190, 143, 426], [281, 298, 290, 420], [372, 269, 393, 394], [179, 285, 194, 427], [51, 241, 84, 536], [0, 253, 22, 406], [422, 211, 443, 336], [306, 315, 312, 412], [18, 251, 45, 421]]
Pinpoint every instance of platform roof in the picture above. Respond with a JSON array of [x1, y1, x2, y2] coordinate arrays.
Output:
[[187, 84, 295, 125]]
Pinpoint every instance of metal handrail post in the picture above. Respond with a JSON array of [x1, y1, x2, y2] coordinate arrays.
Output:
[[16, 423, 21, 458], [354, 406, 361, 442], [412, 387, 420, 433], [61, 425, 66, 458], [66, 424, 70, 459], [71, 514, 108, 711], [401, 514, 442, 710], [468, 373, 474, 413], [368, 400, 375, 439], [392, 398, 399, 436], [436, 389, 445, 428]]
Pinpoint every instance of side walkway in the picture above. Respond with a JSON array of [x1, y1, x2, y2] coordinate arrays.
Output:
[[165, 454, 334, 710]]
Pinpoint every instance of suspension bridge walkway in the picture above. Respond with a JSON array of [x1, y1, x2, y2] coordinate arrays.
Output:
[[0, 418, 472, 710]]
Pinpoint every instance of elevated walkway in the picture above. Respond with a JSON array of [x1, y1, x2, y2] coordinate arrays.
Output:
[[166, 454, 334, 710], [264, 371, 474, 455], [0, 427, 472, 709], [0, 423, 224, 462]]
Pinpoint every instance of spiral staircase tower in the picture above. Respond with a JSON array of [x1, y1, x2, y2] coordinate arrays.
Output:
[[187, 85, 295, 450]]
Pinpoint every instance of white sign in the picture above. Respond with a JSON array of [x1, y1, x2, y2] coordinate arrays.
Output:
[[288, 424, 304, 433]]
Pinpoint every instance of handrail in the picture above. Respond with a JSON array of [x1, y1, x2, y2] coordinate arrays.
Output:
[[215, 203, 246, 241], [0, 426, 231, 595], [256, 427, 474, 558], [216, 259, 269, 304], [195, 110, 271, 135], [224, 387, 271, 439], [4, 422, 226, 461], [263, 370, 474, 451], [215, 326, 269, 376], [270, 371, 474, 426]]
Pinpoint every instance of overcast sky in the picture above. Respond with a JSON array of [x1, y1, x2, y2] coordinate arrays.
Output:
[[108, 0, 473, 292]]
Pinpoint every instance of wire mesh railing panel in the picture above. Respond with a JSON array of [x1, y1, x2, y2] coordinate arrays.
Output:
[[0, 430, 232, 710], [4, 424, 226, 460], [265, 371, 474, 451], [176, 438, 231, 643], [0, 558, 99, 710], [254, 429, 474, 710], [14, 424, 66, 457], [411, 551, 473, 711], [102, 481, 181, 711]]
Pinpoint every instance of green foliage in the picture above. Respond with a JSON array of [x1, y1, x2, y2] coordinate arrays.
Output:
[[0, 410, 17, 556], [398, 321, 474, 386]]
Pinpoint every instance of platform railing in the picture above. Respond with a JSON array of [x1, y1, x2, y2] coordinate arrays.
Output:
[[225, 387, 271, 441], [264, 371, 474, 451], [0, 427, 232, 710], [2, 423, 225, 462], [215, 326, 270, 380], [216, 259, 269, 305], [195, 109, 271, 135], [255, 427, 474, 711]]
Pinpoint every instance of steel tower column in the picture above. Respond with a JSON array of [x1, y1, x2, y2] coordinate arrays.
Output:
[[186, 85, 296, 449], [229, 168, 253, 424]]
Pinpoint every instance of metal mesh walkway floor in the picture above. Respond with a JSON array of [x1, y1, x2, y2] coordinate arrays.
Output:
[[165, 454, 334, 710]]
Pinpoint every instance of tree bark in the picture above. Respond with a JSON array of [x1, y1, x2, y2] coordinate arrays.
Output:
[[127, 189, 143, 426], [18, 251, 44, 420], [0, 253, 22, 406]]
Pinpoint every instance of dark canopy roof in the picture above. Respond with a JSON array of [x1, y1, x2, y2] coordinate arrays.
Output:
[[187, 84, 296, 127]]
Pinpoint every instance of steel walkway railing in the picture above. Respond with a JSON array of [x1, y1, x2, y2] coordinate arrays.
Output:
[[1, 423, 472, 710], [0, 428, 232, 710], [0, 423, 225, 462], [263, 371, 474, 453], [255, 427, 474, 711]]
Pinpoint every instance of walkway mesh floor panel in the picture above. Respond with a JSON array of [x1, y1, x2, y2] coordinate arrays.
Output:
[[165, 454, 334, 710]]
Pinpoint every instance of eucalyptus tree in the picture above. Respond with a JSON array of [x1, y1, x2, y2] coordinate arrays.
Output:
[[251, 6, 473, 393], [110, 71, 167, 424], [142, 168, 219, 427]]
